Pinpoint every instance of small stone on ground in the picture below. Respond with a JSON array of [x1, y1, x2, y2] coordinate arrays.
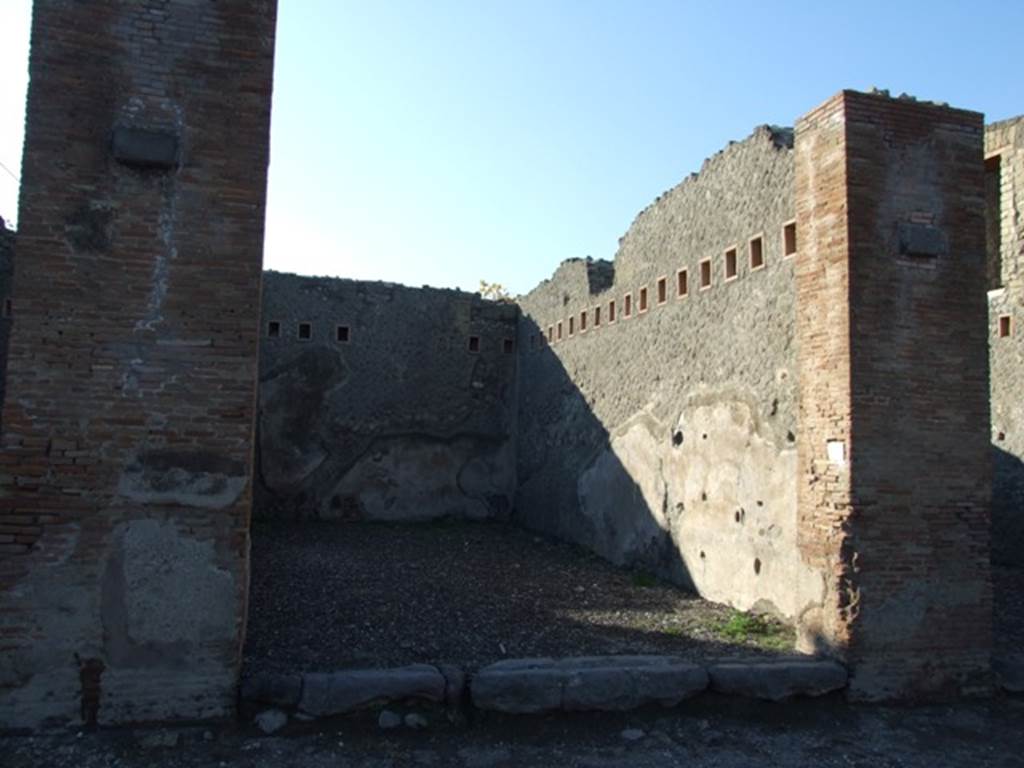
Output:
[[254, 709, 287, 735]]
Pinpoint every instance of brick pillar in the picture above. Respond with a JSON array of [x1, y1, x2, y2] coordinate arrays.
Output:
[[0, 1, 276, 727], [795, 91, 992, 700]]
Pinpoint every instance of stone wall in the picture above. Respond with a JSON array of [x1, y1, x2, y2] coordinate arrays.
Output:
[[257, 272, 518, 521], [514, 126, 823, 621], [0, 1, 276, 729], [986, 116, 1024, 567]]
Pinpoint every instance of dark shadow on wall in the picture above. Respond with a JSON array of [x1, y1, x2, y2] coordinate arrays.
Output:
[[993, 444, 1024, 567], [512, 314, 698, 592]]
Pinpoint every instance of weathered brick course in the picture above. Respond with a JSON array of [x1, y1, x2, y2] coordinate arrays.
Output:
[[795, 91, 992, 699], [0, 1, 276, 727]]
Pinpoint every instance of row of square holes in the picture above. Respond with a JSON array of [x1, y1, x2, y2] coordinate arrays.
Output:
[[268, 321, 351, 342], [267, 320, 516, 353], [536, 223, 796, 347]]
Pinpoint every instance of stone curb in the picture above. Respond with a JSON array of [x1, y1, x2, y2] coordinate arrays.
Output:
[[242, 657, 850, 721], [299, 665, 447, 717], [470, 656, 709, 714], [241, 672, 303, 709], [242, 665, 449, 717], [707, 660, 849, 701]]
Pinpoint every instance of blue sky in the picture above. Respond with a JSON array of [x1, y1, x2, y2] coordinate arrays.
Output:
[[1, 1, 1021, 295]]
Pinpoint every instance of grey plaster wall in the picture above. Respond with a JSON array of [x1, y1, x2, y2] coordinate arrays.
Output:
[[987, 116, 1024, 566], [257, 272, 518, 521], [515, 127, 822, 620]]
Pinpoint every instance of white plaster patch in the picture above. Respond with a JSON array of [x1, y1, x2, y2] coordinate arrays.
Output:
[[827, 440, 846, 466], [121, 519, 236, 646], [328, 440, 493, 521], [577, 417, 670, 567], [665, 399, 823, 619]]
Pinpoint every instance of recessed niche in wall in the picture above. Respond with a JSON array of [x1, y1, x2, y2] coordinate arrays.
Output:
[[503, 338, 515, 354], [594, 305, 602, 327], [547, 326, 554, 343], [298, 322, 312, 340], [638, 286, 649, 313], [608, 299, 617, 323], [268, 320, 280, 338], [782, 220, 797, 258], [468, 335, 481, 353], [336, 325, 350, 343], [725, 247, 738, 281], [568, 316, 575, 336], [750, 234, 765, 270], [699, 259, 712, 290], [530, 334, 537, 350], [2, 298, 11, 318], [557, 321, 563, 341], [657, 276, 668, 305], [624, 292, 633, 318], [999, 315, 1013, 338], [677, 268, 688, 298], [580, 310, 588, 332]]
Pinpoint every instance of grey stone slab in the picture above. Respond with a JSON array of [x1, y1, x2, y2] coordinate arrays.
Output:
[[298, 665, 446, 716], [471, 656, 708, 714], [240, 672, 302, 708], [254, 708, 287, 735], [708, 660, 848, 701], [470, 659, 563, 714], [110, 126, 180, 169], [994, 655, 1024, 693]]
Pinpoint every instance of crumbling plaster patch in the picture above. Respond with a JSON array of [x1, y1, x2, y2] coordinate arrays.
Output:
[[256, 273, 518, 520]]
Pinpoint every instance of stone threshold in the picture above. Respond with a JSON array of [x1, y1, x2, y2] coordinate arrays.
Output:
[[241, 656, 850, 728]]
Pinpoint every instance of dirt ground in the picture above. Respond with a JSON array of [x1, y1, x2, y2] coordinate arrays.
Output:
[[243, 520, 794, 678], [8, 523, 1022, 767], [6, 695, 1024, 767]]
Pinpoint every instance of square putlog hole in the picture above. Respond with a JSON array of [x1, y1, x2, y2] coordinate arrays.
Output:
[[783, 220, 797, 257], [336, 325, 351, 343], [749, 235, 764, 270], [468, 335, 481, 353], [725, 247, 738, 281], [699, 259, 712, 290], [677, 269, 688, 298], [298, 322, 312, 341], [999, 315, 1012, 338]]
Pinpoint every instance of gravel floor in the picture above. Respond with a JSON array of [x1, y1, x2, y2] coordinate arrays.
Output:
[[8, 697, 1024, 768], [243, 520, 794, 676]]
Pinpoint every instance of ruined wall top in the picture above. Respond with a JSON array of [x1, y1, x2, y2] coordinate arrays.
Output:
[[525, 125, 794, 305]]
